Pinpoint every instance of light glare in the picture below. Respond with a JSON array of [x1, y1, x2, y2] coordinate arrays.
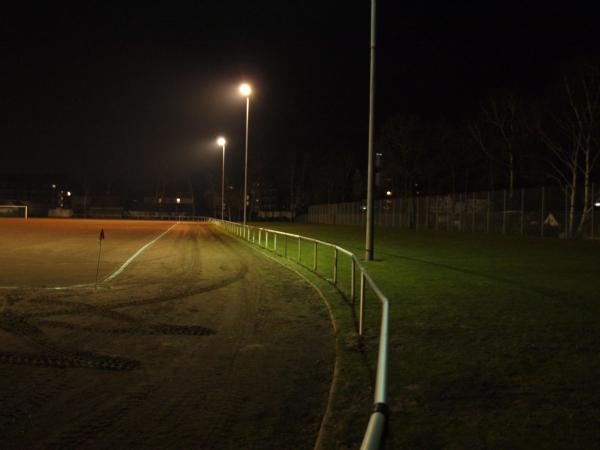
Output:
[[217, 137, 226, 146], [239, 83, 252, 97]]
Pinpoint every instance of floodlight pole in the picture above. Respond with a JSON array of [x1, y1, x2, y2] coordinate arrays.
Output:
[[243, 96, 250, 225], [365, 0, 377, 261], [221, 142, 226, 220]]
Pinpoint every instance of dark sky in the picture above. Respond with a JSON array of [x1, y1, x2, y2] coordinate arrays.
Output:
[[1, 2, 598, 182]]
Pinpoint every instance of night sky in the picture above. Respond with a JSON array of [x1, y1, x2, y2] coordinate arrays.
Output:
[[1, 3, 598, 184]]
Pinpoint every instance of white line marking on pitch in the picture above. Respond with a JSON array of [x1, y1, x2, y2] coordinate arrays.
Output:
[[100, 222, 177, 284], [0, 222, 178, 290]]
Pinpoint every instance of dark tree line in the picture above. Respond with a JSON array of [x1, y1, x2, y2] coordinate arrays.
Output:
[[284, 59, 600, 237]]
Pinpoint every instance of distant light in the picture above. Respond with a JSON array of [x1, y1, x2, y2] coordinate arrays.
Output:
[[217, 136, 226, 146], [386, 190, 392, 197], [361, 206, 367, 211], [239, 83, 252, 97], [158, 197, 163, 204], [595, 201, 600, 207], [66, 191, 71, 197], [176, 197, 181, 204], [51, 184, 56, 189]]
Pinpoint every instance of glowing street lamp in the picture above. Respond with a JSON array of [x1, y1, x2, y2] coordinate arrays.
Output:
[[217, 136, 226, 220], [239, 83, 252, 226]]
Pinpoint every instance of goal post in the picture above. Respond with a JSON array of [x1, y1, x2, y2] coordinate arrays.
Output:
[[0, 205, 28, 219]]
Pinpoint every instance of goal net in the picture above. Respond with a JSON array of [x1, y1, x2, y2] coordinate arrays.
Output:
[[0, 205, 28, 218]]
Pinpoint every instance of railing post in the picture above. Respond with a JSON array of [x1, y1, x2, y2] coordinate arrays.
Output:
[[351, 258, 356, 302], [313, 241, 318, 271], [284, 235, 288, 258], [274, 234, 278, 253], [266, 231, 269, 249], [258, 229, 262, 247], [297, 237, 301, 263], [359, 272, 365, 336], [333, 248, 338, 285]]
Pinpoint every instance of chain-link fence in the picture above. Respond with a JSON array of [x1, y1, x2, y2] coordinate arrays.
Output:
[[300, 184, 599, 239]]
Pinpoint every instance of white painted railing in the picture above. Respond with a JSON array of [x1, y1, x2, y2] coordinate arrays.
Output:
[[211, 219, 389, 450]]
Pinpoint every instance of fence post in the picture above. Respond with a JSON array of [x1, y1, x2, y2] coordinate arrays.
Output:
[[298, 237, 302, 262], [592, 183, 596, 239], [471, 192, 476, 232], [461, 192, 465, 232], [258, 229, 262, 247], [446, 196, 451, 232], [416, 196, 420, 230], [351, 258, 356, 302], [502, 189, 507, 235], [333, 248, 338, 285], [274, 234, 278, 252], [399, 197, 403, 228], [284, 235, 288, 258], [313, 241, 318, 271], [540, 186, 545, 237], [266, 231, 269, 249], [520, 187, 525, 236], [564, 186, 569, 239], [359, 272, 366, 336], [487, 191, 491, 233], [435, 196, 439, 231]]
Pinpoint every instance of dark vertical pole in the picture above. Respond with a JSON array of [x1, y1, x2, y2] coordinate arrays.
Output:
[[520, 187, 524, 236], [365, 0, 377, 261], [592, 183, 595, 239], [243, 96, 250, 227], [540, 186, 545, 237], [502, 189, 507, 235]]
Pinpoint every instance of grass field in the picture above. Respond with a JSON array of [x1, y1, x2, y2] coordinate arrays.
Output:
[[249, 222, 600, 449]]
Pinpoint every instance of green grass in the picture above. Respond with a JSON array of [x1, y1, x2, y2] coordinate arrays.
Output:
[[249, 222, 600, 450]]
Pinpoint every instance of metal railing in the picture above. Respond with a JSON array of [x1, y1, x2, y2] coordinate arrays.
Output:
[[210, 218, 389, 450]]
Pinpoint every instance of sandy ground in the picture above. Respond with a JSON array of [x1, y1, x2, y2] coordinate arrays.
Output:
[[0, 219, 176, 287], [0, 220, 335, 449]]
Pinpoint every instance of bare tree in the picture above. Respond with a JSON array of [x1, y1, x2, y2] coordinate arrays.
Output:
[[468, 94, 521, 196], [379, 114, 426, 198], [537, 64, 600, 237]]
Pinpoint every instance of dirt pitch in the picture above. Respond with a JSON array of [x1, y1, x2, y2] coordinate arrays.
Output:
[[0, 219, 335, 449]]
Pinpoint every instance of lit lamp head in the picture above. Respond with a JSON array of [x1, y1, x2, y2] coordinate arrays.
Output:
[[176, 197, 181, 204], [239, 83, 252, 97], [217, 137, 226, 146]]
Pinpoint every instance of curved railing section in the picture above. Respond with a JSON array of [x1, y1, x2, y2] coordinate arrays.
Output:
[[210, 219, 389, 450]]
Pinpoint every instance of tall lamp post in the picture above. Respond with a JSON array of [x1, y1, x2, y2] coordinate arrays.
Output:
[[239, 82, 252, 226], [217, 136, 226, 220], [365, 0, 377, 261]]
